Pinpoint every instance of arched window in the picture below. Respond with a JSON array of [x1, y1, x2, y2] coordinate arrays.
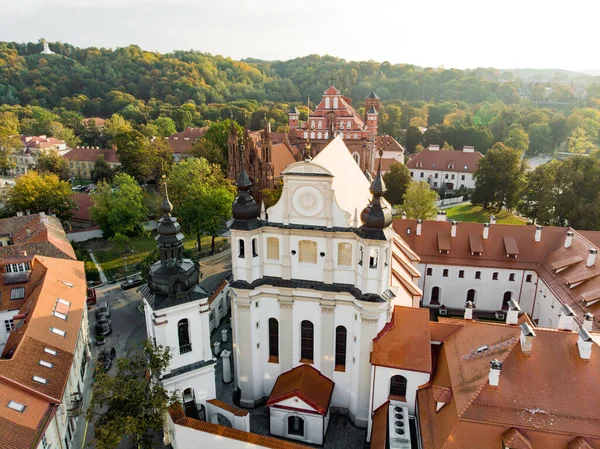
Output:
[[340, 132, 344, 139], [318, 121, 322, 129], [430, 287, 440, 305], [333, 97, 339, 109], [389, 375, 407, 399], [252, 238, 258, 258], [178, 319, 191, 354], [466, 289, 476, 305], [502, 292, 512, 310], [311, 120, 315, 128], [317, 132, 322, 139], [310, 131, 315, 139], [288, 415, 304, 437], [369, 249, 379, 268], [347, 120, 352, 130], [300, 320, 314, 362], [299, 240, 317, 264], [324, 131, 329, 139], [266, 237, 279, 261], [268, 318, 279, 362], [238, 239, 245, 258], [335, 326, 347, 371], [352, 153, 360, 165], [303, 131, 308, 139], [325, 97, 330, 109], [337, 242, 352, 266]]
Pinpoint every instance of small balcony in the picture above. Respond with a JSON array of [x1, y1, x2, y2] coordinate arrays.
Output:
[[67, 392, 83, 417], [179, 344, 192, 355]]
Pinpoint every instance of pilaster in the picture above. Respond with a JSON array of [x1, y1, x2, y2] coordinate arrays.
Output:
[[279, 295, 294, 372], [199, 298, 213, 362], [320, 301, 335, 378], [281, 229, 291, 280], [324, 236, 334, 285], [235, 295, 255, 408], [355, 312, 380, 427]]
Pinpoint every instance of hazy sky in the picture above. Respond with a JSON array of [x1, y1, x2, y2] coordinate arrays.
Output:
[[0, 0, 594, 70]]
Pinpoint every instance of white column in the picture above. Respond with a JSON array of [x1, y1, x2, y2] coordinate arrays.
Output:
[[281, 229, 291, 280], [279, 295, 294, 372], [354, 313, 380, 427], [199, 298, 213, 362], [221, 350, 232, 383], [324, 237, 334, 285], [235, 297, 255, 407], [320, 302, 335, 379]]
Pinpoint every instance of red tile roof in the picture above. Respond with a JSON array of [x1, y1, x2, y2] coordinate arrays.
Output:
[[406, 148, 482, 173], [63, 147, 119, 163], [70, 193, 94, 223], [267, 364, 334, 416], [370, 401, 388, 449], [167, 127, 207, 154]]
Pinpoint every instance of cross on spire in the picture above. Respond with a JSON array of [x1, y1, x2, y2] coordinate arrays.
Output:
[[329, 74, 335, 86]]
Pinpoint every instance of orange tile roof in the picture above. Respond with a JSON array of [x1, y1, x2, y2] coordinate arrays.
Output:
[[70, 193, 94, 223], [0, 256, 86, 449], [167, 127, 207, 154], [267, 364, 334, 415], [418, 318, 600, 448], [502, 428, 532, 449], [168, 403, 310, 449], [370, 401, 388, 449], [569, 437, 596, 449], [371, 306, 432, 373], [405, 148, 482, 173], [272, 142, 297, 178], [206, 399, 248, 417]]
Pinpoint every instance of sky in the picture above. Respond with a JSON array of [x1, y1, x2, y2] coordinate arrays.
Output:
[[0, 0, 595, 71]]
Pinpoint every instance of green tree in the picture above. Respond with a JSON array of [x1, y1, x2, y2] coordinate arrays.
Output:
[[422, 125, 443, 148], [48, 121, 80, 147], [167, 158, 235, 252], [114, 130, 152, 182], [567, 127, 597, 154], [503, 125, 529, 153], [405, 126, 423, 153], [201, 119, 243, 162], [90, 173, 148, 236], [90, 154, 115, 183], [35, 149, 70, 180], [152, 117, 177, 137], [262, 181, 283, 210], [382, 162, 411, 206], [517, 160, 558, 224], [191, 139, 226, 171], [401, 181, 438, 219], [147, 138, 174, 183], [4, 171, 75, 218], [472, 143, 527, 211], [87, 340, 175, 449], [527, 123, 552, 154], [0, 111, 20, 174], [172, 105, 194, 131]]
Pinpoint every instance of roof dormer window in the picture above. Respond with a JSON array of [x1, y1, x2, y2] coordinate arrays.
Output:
[[44, 347, 57, 356], [39, 360, 53, 368], [50, 327, 66, 337], [32, 376, 48, 384], [53, 298, 70, 320]]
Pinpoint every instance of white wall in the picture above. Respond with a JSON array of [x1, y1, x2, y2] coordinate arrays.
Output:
[[67, 228, 104, 242], [532, 279, 562, 328], [409, 168, 475, 189], [270, 407, 326, 445], [163, 365, 216, 411]]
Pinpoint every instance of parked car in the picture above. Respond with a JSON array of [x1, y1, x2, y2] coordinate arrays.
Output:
[[86, 288, 97, 306], [97, 347, 117, 372], [95, 301, 110, 319], [95, 318, 112, 337], [121, 276, 143, 290]]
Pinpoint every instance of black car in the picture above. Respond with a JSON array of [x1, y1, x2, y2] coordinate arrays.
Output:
[[121, 276, 143, 290], [97, 347, 117, 372], [96, 318, 112, 336]]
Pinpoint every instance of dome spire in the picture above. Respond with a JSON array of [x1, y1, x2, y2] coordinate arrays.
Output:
[[160, 175, 173, 216], [359, 149, 392, 234], [232, 143, 260, 223]]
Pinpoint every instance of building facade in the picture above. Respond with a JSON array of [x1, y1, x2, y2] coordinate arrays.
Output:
[[11, 135, 69, 175], [62, 147, 120, 180]]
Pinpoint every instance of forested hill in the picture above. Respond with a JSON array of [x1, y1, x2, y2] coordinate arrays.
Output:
[[2, 41, 599, 115]]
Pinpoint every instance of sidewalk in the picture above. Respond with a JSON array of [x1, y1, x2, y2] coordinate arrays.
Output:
[[88, 250, 108, 284]]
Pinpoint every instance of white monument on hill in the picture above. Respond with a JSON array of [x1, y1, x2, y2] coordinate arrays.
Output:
[[40, 40, 55, 55]]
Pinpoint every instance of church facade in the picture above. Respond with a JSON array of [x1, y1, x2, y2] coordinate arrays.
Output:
[[228, 136, 420, 430]]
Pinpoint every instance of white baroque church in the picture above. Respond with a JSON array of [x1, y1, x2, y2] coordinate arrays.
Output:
[[228, 135, 421, 428]]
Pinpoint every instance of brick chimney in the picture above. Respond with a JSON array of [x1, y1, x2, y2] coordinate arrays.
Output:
[[577, 327, 593, 360], [489, 215, 497, 225], [583, 313, 595, 332], [416, 219, 422, 236], [535, 225, 542, 242], [506, 299, 521, 325], [464, 301, 475, 320], [558, 304, 575, 331], [587, 248, 597, 267], [489, 359, 502, 387], [463, 146, 475, 153], [519, 322, 536, 355], [565, 231, 574, 248], [451, 221, 457, 238], [483, 223, 490, 240]]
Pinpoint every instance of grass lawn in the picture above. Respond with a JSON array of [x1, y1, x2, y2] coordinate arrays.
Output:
[[77, 233, 227, 280], [444, 203, 527, 225]]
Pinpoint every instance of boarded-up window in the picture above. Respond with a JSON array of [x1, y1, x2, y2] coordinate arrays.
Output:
[[299, 240, 317, 264], [266, 237, 279, 261], [338, 242, 352, 266]]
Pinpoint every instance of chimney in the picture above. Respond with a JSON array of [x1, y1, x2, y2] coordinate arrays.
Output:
[[489, 215, 497, 225], [464, 301, 475, 320], [534, 225, 542, 242], [483, 223, 490, 240], [577, 327, 593, 360], [429, 144, 440, 151], [558, 304, 575, 331], [20, 250, 27, 257], [506, 299, 521, 325], [436, 211, 447, 222], [587, 248, 597, 267], [583, 313, 595, 332], [565, 231, 574, 248], [463, 146, 475, 153], [488, 359, 502, 387], [519, 322, 536, 355], [416, 219, 422, 236], [451, 221, 457, 237], [401, 211, 407, 220]]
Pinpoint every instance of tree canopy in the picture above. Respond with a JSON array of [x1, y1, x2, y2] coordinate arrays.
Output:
[[383, 162, 411, 206], [401, 181, 438, 219]]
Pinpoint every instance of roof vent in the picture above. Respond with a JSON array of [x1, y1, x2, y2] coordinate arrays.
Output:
[[483, 223, 490, 240], [506, 299, 521, 325], [429, 145, 440, 151], [436, 211, 447, 222], [535, 225, 542, 242], [583, 313, 595, 332], [565, 231, 574, 248], [519, 322, 536, 355], [577, 327, 593, 360], [489, 215, 497, 225], [489, 359, 502, 387], [416, 219, 422, 236], [451, 221, 457, 238], [558, 304, 575, 331], [587, 248, 597, 267]]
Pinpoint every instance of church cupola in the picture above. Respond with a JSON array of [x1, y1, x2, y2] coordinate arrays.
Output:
[[359, 151, 392, 239], [231, 144, 262, 230], [156, 178, 184, 266]]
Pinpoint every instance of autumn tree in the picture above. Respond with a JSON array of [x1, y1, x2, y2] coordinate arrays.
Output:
[[35, 149, 70, 180], [567, 127, 597, 154], [4, 171, 75, 218], [90, 173, 148, 236], [0, 111, 20, 174], [503, 124, 529, 153], [167, 158, 235, 252], [87, 340, 175, 449], [401, 182, 438, 219], [383, 162, 411, 206], [472, 143, 527, 211]]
